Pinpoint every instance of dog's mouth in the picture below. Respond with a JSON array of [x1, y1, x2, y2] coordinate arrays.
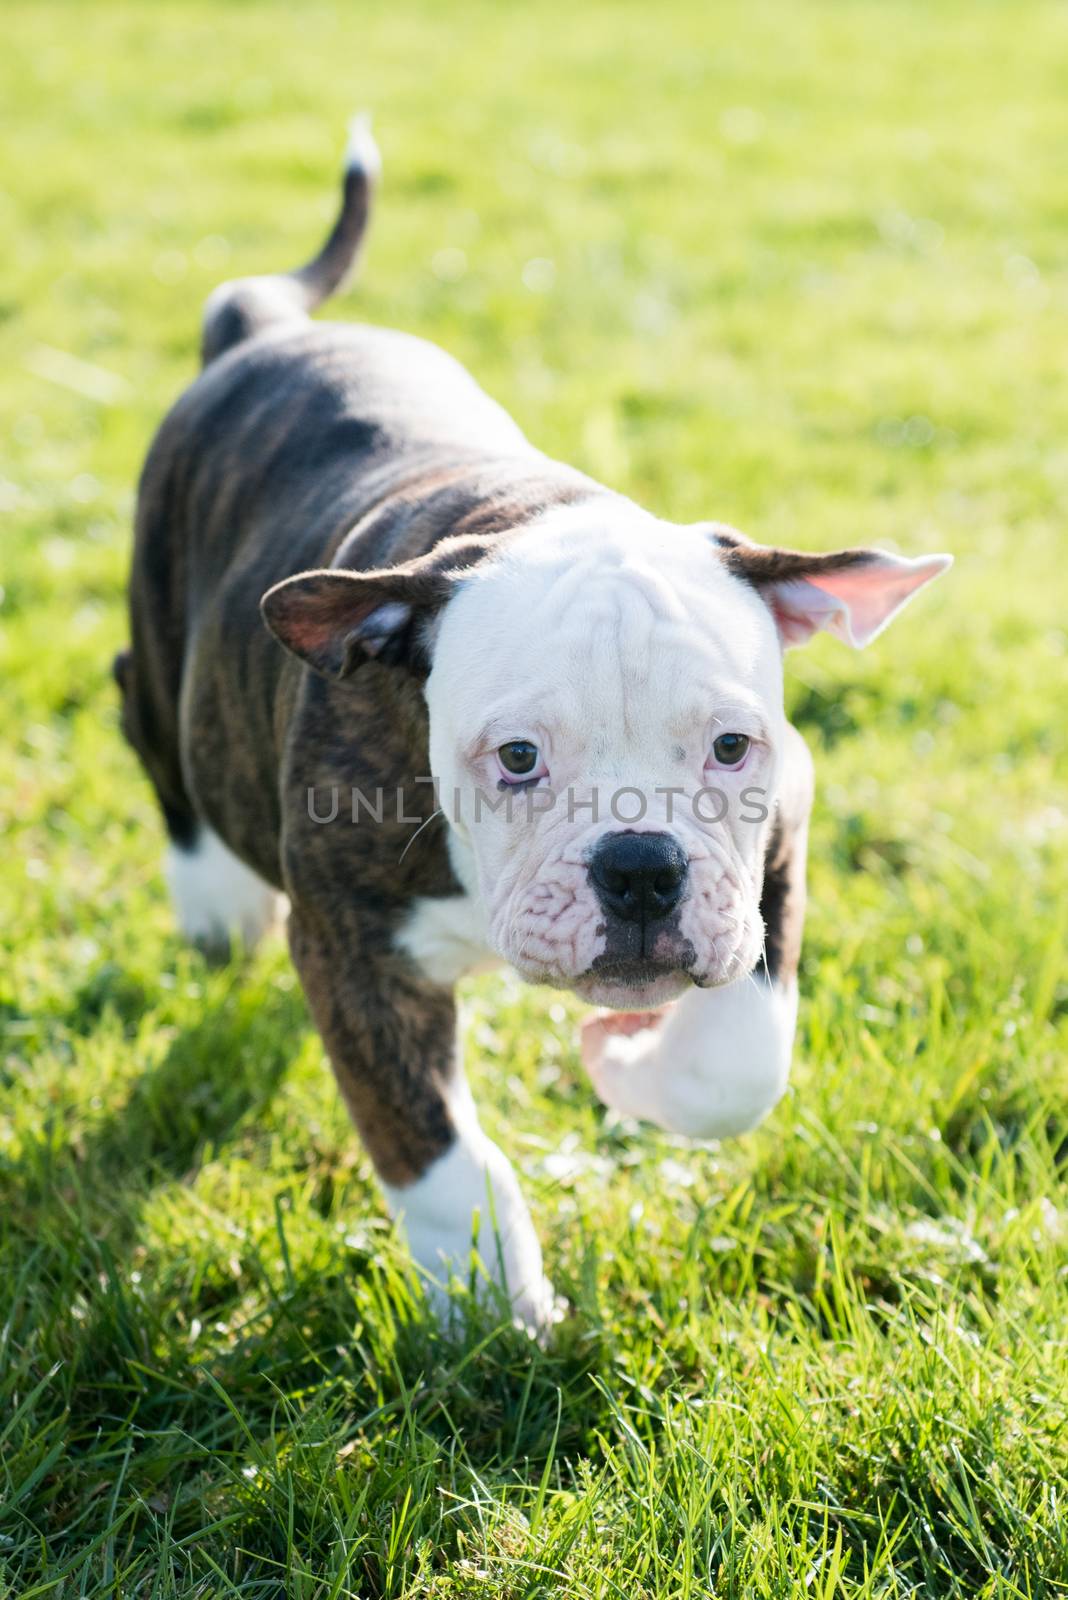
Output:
[[577, 919, 700, 1009], [506, 910, 751, 1009], [570, 959, 696, 1012]]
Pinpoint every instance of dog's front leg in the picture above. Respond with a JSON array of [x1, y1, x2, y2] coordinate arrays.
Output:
[[288, 911, 553, 1334], [581, 974, 798, 1139], [583, 730, 811, 1140]]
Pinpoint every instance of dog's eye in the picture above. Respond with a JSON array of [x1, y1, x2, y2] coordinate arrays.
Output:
[[710, 732, 750, 767], [498, 740, 540, 776]]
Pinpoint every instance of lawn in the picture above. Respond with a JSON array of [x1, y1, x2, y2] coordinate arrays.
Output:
[[2, 0, 1068, 1593]]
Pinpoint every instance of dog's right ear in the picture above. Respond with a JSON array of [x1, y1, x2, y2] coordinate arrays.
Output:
[[261, 564, 453, 679], [261, 536, 497, 680]]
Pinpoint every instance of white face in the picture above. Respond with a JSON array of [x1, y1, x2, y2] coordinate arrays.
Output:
[[426, 507, 788, 1009]]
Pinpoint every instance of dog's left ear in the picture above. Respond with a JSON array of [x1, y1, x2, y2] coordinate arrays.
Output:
[[261, 537, 495, 680], [709, 527, 952, 648]]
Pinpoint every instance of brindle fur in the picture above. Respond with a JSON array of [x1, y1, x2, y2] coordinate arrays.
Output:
[[119, 149, 812, 1191], [757, 725, 812, 986]]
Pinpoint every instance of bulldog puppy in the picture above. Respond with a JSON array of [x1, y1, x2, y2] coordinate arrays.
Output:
[[117, 120, 950, 1332]]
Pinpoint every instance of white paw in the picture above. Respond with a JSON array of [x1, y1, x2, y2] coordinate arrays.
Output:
[[409, 1231, 559, 1340], [509, 1273, 563, 1342], [166, 827, 285, 951], [580, 1008, 668, 1119], [383, 1132, 557, 1338], [579, 981, 797, 1139]]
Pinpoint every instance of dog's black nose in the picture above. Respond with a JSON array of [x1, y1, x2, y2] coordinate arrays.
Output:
[[589, 831, 689, 923]]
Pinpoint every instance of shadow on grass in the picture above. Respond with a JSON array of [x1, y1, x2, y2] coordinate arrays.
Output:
[[3, 954, 608, 1473], [6, 961, 305, 1246], [3, 1099, 608, 1589]]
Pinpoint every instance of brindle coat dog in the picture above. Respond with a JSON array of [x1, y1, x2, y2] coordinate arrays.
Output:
[[118, 121, 950, 1331]]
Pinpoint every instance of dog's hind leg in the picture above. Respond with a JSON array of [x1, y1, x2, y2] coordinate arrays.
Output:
[[166, 827, 285, 955], [114, 650, 283, 956]]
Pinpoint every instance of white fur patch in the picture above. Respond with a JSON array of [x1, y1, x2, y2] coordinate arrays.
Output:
[[382, 1104, 554, 1335], [584, 974, 798, 1139], [395, 893, 500, 986], [166, 827, 285, 950]]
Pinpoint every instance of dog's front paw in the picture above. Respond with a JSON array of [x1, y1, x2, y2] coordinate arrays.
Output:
[[388, 1131, 559, 1342], [580, 1008, 669, 1119], [509, 1273, 564, 1343], [417, 1258, 561, 1342]]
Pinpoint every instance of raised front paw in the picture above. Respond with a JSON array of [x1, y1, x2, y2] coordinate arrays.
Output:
[[579, 1007, 670, 1119], [580, 980, 796, 1139]]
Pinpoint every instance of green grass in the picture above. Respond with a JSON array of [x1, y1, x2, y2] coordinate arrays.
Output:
[[3, 0, 1068, 1592]]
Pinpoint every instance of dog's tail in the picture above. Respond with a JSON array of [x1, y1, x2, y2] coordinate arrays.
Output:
[[200, 114, 381, 366]]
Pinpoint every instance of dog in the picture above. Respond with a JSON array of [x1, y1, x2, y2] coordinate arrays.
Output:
[[117, 119, 950, 1332]]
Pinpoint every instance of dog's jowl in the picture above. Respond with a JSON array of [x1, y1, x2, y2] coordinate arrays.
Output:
[[119, 120, 950, 1332]]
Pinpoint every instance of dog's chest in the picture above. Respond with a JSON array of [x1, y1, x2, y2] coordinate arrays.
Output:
[[395, 893, 501, 986]]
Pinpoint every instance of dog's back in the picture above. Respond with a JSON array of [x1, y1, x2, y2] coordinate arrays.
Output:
[[116, 120, 575, 885]]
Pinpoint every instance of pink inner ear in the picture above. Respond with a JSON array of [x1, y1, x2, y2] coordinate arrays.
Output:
[[769, 552, 952, 649], [769, 581, 850, 647]]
